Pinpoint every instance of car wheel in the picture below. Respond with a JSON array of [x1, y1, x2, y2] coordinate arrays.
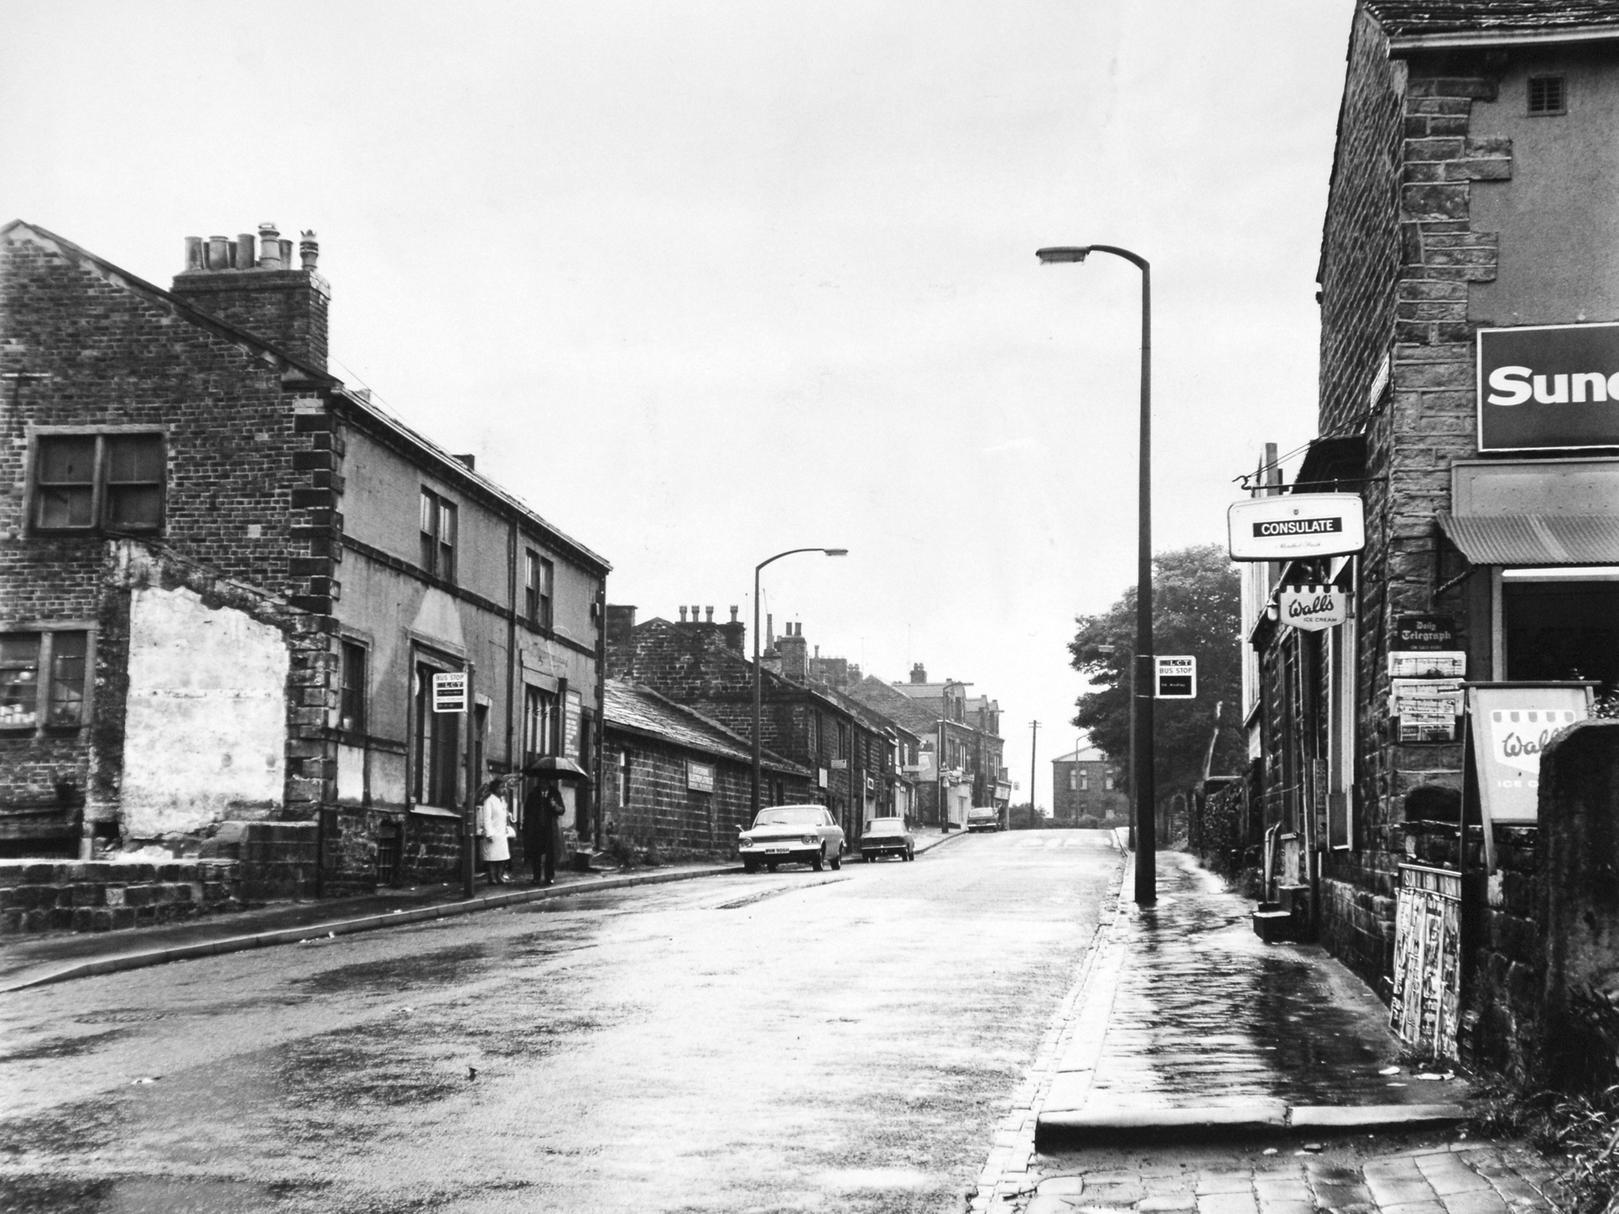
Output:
[[811, 847, 825, 872], [830, 852, 841, 870], [743, 858, 759, 873]]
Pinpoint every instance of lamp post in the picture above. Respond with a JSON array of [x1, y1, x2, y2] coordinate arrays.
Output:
[[1036, 243, 1155, 905], [752, 547, 848, 819]]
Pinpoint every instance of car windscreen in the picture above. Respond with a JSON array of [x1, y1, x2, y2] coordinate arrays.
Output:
[[864, 820, 903, 835], [753, 808, 820, 826]]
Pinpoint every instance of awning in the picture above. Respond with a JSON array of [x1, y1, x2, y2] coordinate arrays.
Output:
[[1437, 511, 1619, 565]]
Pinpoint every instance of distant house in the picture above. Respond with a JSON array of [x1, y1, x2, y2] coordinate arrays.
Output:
[[878, 665, 1008, 828], [1051, 743, 1127, 827], [0, 220, 609, 899], [603, 679, 811, 860]]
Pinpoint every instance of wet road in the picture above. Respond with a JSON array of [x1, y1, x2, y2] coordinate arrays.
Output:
[[0, 829, 1122, 1214]]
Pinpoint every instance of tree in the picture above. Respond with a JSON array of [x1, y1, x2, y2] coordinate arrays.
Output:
[[1068, 544, 1244, 805]]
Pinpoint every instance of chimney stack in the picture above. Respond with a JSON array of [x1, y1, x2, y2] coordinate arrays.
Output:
[[910, 663, 927, 684], [605, 604, 637, 650], [172, 221, 330, 372], [720, 605, 745, 654], [779, 622, 809, 682]]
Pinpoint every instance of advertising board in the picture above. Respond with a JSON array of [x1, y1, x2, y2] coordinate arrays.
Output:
[[1478, 322, 1619, 452], [1466, 682, 1593, 826], [1227, 493, 1365, 560]]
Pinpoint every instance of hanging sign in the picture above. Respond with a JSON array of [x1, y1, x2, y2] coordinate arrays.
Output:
[[431, 672, 468, 713], [1477, 322, 1619, 452], [1227, 493, 1366, 561], [1467, 683, 1592, 825], [1154, 655, 1196, 699], [1394, 614, 1457, 651], [1277, 584, 1348, 631]]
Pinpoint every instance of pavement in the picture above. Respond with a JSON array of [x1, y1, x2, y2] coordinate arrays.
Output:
[[0, 827, 1573, 1213], [969, 842, 1571, 1214], [0, 823, 967, 994]]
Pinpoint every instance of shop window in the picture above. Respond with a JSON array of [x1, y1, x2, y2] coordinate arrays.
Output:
[[1502, 575, 1619, 690], [418, 488, 457, 582], [339, 639, 368, 736], [525, 550, 554, 630], [413, 659, 460, 807], [31, 432, 165, 534], [0, 631, 90, 732], [1528, 75, 1566, 116]]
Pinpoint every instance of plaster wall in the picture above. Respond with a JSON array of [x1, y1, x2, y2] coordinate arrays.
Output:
[[1470, 49, 1619, 327], [122, 583, 289, 836]]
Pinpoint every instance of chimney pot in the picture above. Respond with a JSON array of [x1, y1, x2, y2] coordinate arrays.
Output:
[[730, 605, 739, 622], [184, 236, 204, 270], [258, 223, 282, 268], [705, 606, 714, 623], [299, 230, 319, 271], [679, 607, 688, 622], [207, 236, 230, 269], [236, 233, 255, 268]]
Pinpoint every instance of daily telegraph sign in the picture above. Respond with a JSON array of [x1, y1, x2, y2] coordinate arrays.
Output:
[[1478, 322, 1619, 452], [1227, 493, 1365, 561]]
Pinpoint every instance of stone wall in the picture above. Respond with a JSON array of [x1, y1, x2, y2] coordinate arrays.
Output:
[[0, 858, 243, 934]]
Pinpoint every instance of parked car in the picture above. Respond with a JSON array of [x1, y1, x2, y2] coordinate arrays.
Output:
[[860, 817, 915, 862], [738, 804, 846, 872], [966, 805, 1002, 833]]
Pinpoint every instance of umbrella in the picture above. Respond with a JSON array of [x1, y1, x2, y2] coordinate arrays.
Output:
[[522, 756, 592, 782]]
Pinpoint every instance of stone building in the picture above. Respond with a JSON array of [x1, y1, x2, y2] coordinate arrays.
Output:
[[1244, 2, 1619, 1076], [1050, 742, 1127, 828], [0, 220, 609, 901], [880, 665, 1009, 829], [602, 679, 811, 861], [604, 606, 902, 844]]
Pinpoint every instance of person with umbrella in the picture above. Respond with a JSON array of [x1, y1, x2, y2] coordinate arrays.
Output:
[[523, 778, 566, 885]]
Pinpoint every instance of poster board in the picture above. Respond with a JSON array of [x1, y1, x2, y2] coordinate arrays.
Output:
[[1389, 864, 1463, 1060], [1466, 682, 1593, 827]]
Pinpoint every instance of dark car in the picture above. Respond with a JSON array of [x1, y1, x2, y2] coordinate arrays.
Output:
[[859, 817, 915, 862]]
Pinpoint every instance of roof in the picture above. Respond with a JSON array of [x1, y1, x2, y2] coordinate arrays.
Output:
[[1054, 745, 1116, 766], [1365, 2, 1619, 47], [2, 219, 610, 574], [1438, 511, 1619, 564], [603, 680, 807, 775]]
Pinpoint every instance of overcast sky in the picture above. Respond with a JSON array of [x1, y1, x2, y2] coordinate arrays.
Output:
[[4, 0, 1355, 808]]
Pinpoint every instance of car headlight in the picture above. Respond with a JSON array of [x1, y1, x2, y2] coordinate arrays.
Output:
[[802, 834, 818, 845]]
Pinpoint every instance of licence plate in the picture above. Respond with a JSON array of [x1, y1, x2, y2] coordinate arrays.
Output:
[[766, 847, 789, 854]]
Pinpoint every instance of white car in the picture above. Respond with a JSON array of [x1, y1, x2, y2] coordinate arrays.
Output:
[[738, 804, 846, 872]]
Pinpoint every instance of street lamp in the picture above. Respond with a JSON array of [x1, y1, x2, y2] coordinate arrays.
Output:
[[1036, 243, 1156, 906], [752, 547, 849, 819]]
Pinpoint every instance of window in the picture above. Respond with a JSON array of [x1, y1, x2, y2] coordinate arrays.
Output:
[[1104, 772, 1115, 792], [32, 432, 164, 533], [525, 550, 554, 629], [617, 749, 630, 809], [339, 639, 368, 736], [1068, 770, 1077, 792], [419, 488, 457, 582], [0, 631, 90, 732], [1079, 770, 1090, 791], [524, 685, 559, 762], [1529, 75, 1566, 116]]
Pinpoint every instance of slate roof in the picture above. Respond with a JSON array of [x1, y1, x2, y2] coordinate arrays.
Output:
[[603, 680, 807, 775], [1364, 1, 1619, 38]]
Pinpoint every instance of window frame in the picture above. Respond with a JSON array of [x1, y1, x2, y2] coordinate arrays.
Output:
[[0, 627, 94, 734], [338, 638, 369, 738], [1528, 74, 1567, 116], [29, 429, 166, 536], [525, 549, 555, 630], [418, 487, 458, 583]]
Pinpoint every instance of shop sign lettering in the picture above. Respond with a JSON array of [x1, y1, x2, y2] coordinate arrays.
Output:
[[1478, 323, 1619, 451], [1227, 493, 1366, 560], [1278, 585, 1347, 631]]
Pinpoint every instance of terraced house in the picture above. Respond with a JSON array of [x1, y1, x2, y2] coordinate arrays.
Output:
[[0, 220, 609, 905]]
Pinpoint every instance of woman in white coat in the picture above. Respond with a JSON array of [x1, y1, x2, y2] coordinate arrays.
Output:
[[475, 780, 512, 885]]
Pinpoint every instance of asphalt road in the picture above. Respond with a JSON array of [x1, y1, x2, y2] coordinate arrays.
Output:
[[0, 829, 1123, 1214]]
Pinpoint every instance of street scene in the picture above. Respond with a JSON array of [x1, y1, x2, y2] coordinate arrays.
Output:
[[7, 1, 1619, 1213]]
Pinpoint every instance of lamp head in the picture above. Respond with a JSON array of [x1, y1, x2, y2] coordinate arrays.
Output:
[[1036, 246, 1092, 264], [824, 548, 849, 557]]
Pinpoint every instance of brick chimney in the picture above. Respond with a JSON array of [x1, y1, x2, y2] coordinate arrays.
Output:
[[719, 605, 745, 654], [605, 604, 637, 650], [171, 223, 330, 371], [910, 663, 928, 684], [779, 622, 808, 682]]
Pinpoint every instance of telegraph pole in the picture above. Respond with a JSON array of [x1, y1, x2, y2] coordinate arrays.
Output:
[[1029, 720, 1040, 827]]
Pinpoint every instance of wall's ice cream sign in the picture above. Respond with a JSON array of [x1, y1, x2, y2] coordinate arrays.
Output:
[[1478, 322, 1619, 452]]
